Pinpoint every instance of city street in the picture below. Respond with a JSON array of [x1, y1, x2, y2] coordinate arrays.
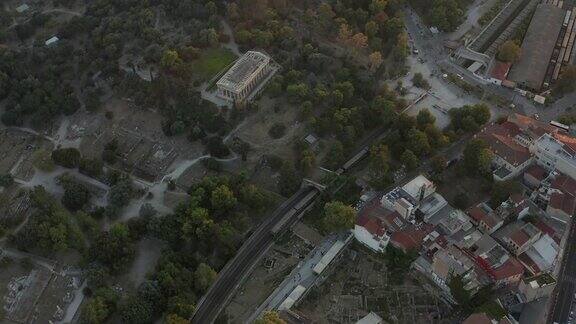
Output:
[[550, 217, 576, 324], [403, 6, 576, 125]]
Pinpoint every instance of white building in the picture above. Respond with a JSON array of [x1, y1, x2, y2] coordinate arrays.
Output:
[[518, 273, 556, 302], [401, 175, 436, 202], [520, 235, 559, 275], [356, 312, 384, 324], [353, 218, 390, 253], [476, 122, 533, 181], [45, 36, 59, 46], [216, 51, 273, 104], [530, 133, 576, 180], [15, 4, 30, 13]]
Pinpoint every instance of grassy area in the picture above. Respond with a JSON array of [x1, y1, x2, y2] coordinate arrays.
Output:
[[478, 0, 507, 26], [192, 48, 238, 81]]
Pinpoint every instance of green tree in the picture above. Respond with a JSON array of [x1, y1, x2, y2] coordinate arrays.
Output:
[[89, 223, 135, 272], [384, 245, 417, 284], [324, 141, 345, 170], [489, 181, 521, 208], [365, 21, 379, 37], [194, 263, 217, 293], [0, 174, 14, 187], [412, 73, 430, 89], [463, 139, 493, 176], [299, 149, 316, 174], [52, 148, 81, 168], [448, 273, 472, 309], [322, 201, 356, 233], [407, 128, 431, 156], [278, 163, 302, 196], [431, 155, 447, 174], [79, 158, 103, 178], [449, 104, 491, 133], [417, 109, 436, 128], [61, 180, 91, 211], [210, 185, 237, 212], [166, 314, 190, 324], [497, 40, 521, 63], [369, 143, 390, 176], [105, 178, 133, 218], [554, 65, 576, 95], [119, 295, 154, 324], [11, 186, 85, 253], [255, 311, 286, 324], [160, 49, 183, 70], [401, 149, 418, 170], [238, 184, 270, 210], [286, 83, 309, 103], [318, 3, 335, 28], [81, 297, 109, 324]]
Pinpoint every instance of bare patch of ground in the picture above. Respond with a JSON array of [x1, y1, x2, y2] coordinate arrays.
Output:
[[0, 129, 53, 181], [78, 98, 205, 181], [295, 247, 450, 323], [224, 234, 312, 323]]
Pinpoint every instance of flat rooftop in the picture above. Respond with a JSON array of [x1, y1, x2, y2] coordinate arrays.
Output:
[[217, 51, 270, 92], [536, 134, 576, 168], [508, 3, 565, 91]]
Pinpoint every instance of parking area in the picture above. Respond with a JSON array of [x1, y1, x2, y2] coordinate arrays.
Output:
[[392, 55, 495, 129]]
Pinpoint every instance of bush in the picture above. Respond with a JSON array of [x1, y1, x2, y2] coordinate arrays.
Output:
[[32, 149, 55, 172], [412, 73, 430, 89], [205, 137, 230, 158], [0, 174, 14, 188], [268, 123, 287, 139], [79, 158, 103, 178], [265, 155, 283, 171], [61, 181, 91, 211], [52, 148, 81, 168], [202, 157, 223, 172]]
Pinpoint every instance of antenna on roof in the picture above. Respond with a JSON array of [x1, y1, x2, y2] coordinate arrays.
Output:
[[419, 184, 426, 202]]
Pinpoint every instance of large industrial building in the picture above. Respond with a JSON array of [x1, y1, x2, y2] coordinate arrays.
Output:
[[508, 4, 566, 91], [216, 51, 274, 104]]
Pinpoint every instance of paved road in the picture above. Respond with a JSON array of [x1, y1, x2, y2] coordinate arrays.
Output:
[[550, 217, 576, 324], [404, 6, 576, 123], [191, 187, 317, 324]]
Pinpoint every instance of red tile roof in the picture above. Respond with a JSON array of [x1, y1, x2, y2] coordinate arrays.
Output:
[[467, 206, 488, 223], [509, 113, 556, 136], [477, 122, 532, 166], [356, 197, 406, 236], [382, 210, 407, 232], [467, 205, 501, 229], [490, 61, 512, 81], [518, 252, 542, 274], [549, 193, 576, 216], [357, 214, 386, 237], [493, 257, 524, 281], [525, 164, 547, 181], [535, 220, 559, 244], [463, 313, 492, 324], [554, 132, 576, 152], [390, 224, 433, 252], [510, 193, 524, 204], [552, 174, 576, 196], [510, 229, 530, 247]]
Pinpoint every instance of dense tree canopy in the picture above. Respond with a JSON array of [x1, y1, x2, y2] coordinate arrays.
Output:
[[449, 104, 491, 133], [462, 139, 493, 177], [322, 201, 356, 233], [497, 40, 521, 63], [11, 186, 85, 254]]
